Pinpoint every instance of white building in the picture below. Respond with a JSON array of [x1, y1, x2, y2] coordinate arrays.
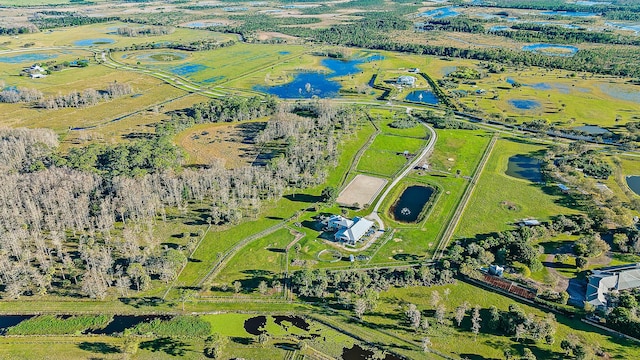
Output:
[[396, 75, 416, 87], [334, 217, 374, 245], [586, 264, 640, 308], [325, 215, 354, 231]]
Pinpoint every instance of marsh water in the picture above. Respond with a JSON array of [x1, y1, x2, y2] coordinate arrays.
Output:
[[506, 155, 543, 183], [392, 185, 435, 222], [509, 99, 541, 110], [257, 55, 383, 99]]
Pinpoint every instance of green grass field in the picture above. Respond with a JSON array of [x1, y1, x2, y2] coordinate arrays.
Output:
[[456, 137, 579, 238]]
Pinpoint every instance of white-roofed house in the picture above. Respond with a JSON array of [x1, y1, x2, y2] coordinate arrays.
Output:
[[586, 264, 640, 309], [396, 75, 416, 87], [325, 215, 354, 231], [334, 217, 374, 246]]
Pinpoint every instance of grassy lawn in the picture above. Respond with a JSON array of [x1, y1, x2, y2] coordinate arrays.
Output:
[[211, 227, 294, 293], [178, 121, 377, 286], [370, 129, 492, 263], [456, 137, 579, 239], [368, 282, 640, 359]]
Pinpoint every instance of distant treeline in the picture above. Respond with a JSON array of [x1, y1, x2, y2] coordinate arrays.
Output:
[[116, 26, 174, 37], [467, 0, 640, 21], [1, 82, 133, 109], [0, 24, 38, 35], [29, 15, 119, 29], [109, 39, 236, 52]]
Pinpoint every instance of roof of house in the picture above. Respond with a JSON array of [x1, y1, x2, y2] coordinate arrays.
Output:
[[522, 219, 540, 226], [397, 75, 416, 84], [586, 265, 640, 307], [557, 184, 569, 191], [327, 215, 353, 229], [335, 217, 374, 243]]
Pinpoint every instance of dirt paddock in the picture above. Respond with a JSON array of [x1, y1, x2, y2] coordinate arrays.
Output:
[[337, 174, 387, 207]]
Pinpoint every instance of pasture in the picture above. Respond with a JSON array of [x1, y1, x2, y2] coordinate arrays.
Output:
[[116, 43, 308, 87], [436, 63, 640, 130], [371, 128, 492, 262], [455, 137, 579, 238]]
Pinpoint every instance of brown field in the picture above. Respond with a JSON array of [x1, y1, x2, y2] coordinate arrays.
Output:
[[337, 174, 387, 207], [174, 120, 268, 168]]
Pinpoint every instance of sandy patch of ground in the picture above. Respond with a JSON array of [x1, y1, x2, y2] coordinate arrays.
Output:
[[337, 174, 387, 207]]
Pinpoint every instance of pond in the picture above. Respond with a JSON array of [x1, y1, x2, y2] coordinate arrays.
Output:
[[599, 84, 640, 103], [90, 315, 172, 335], [509, 99, 541, 110], [405, 90, 439, 105], [74, 38, 115, 46], [256, 55, 383, 99], [342, 344, 402, 360], [391, 185, 435, 223], [573, 125, 611, 135], [490, 25, 511, 31], [0, 316, 32, 335], [136, 52, 187, 62], [522, 43, 579, 57], [184, 21, 223, 28], [626, 176, 640, 196], [420, 6, 459, 19], [244, 316, 267, 335], [506, 155, 543, 183], [606, 22, 640, 34], [0, 53, 57, 63]]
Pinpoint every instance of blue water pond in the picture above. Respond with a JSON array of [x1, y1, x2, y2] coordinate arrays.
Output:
[[74, 38, 115, 46], [522, 43, 579, 56], [420, 6, 459, 19], [257, 55, 383, 99], [405, 90, 439, 105], [278, 51, 290, 55], [626, 176, 640, 196], [506, 155, 543, 183], [509, 99, 541, 110], [573, 125, 611, 135], [490, 26, 511, 31], [0, 53, 57, 63]]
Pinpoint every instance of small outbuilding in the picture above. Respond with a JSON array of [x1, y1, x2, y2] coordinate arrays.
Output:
[[557, 184, 569, 193]]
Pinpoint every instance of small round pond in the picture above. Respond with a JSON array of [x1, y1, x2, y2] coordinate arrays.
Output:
[[522, 43, 579, 57], [391, 185, 435, 223], [626, 176, 640, 196], [74, 38, 116, 46], [405, 90, 439, 105], [573, 125, 611, 135], [506, 155, 543, 183], [509, 99, 541, 110]]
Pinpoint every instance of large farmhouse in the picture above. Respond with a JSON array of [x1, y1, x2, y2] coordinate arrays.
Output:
[[324, 215, 374, 246], [586, 263, 640, 308]]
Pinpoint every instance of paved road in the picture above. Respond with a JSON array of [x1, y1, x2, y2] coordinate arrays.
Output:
[[367, 112, 437, 231]]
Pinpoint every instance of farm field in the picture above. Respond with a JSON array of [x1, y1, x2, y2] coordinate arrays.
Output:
[[455, 137, 579, 238], [372, 128, 492, 262]]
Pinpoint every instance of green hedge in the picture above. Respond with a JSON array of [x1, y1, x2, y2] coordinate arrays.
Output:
[[131, 316, 211, 338], [6, 315, 112, 335]]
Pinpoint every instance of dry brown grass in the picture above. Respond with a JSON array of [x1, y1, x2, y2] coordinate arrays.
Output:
[[174, 119, 268, 168]]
